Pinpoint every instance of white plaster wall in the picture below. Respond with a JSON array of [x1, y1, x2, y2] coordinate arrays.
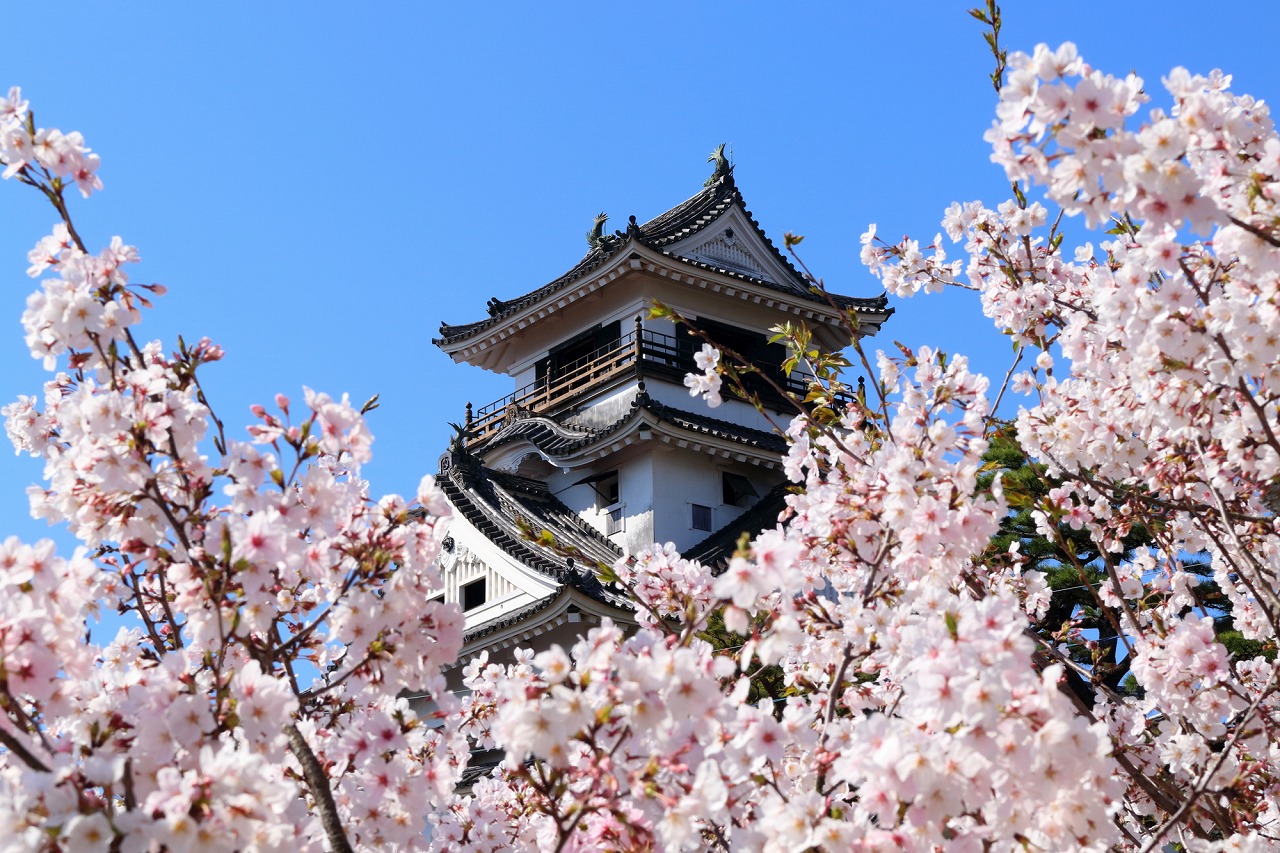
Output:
[[644, 378, 780, 433], [437, 515, 560, 631], [563, 384, 641, 430], [619, 452, 655, 553], [436, 531, 541, 631], [512, 364, 537, 390], [538, 445, 656, 551], [544, 446, 778, 555], [649, 448, 745, 552], [546, 473, 599, 523]]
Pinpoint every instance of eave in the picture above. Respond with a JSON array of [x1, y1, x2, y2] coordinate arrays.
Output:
[[436, 454, 629, 600], [436, 240, 891, 370], [448, 585, 635, 668], [478, 391, 789, 472]]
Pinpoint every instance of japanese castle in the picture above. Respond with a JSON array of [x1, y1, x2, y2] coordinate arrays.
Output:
[[431, 152, 892, 668]]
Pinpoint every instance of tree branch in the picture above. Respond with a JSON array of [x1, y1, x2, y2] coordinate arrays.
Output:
[[0, 727, 50, 772], [285, 722, 354, 853]]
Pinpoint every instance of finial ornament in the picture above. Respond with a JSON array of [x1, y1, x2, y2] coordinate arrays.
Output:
[[585, 212, 609, 250], [447, 420, 477, 453], [705, 143, 733, 187]]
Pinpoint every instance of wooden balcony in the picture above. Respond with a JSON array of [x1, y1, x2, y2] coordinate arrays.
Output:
[[466, 327, 666, 445], [464, 325, 849, 447]]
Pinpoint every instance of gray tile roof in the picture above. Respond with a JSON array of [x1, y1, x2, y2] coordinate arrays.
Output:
[[436, 452, 631, 611], [476, 388, 788, 460], [435, 174, 890, 347]]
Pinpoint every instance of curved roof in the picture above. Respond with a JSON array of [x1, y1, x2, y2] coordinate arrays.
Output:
[[436, 451, 630, 610], [478, 386, 788, 464], [435, 173, 891, 348]]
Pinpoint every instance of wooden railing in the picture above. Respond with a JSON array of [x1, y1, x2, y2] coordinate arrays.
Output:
[[467, 327, 661, 445], [465, 324, 853, 446]]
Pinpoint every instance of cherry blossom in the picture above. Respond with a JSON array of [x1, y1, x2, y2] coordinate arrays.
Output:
[[0, 89, 466, 852], [682, 343, 723, 407], [6, 19, 1280, 850]]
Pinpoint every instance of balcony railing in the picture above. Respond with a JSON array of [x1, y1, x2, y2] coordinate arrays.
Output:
[[464, 323, 850, 446]]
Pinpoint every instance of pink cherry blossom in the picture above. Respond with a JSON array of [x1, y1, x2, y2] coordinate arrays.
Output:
[[7, 33, 1280, 851]]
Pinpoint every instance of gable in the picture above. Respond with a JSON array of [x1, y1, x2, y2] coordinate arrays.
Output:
[[684, 229, 768, 279], [661, 206, 806, 293]]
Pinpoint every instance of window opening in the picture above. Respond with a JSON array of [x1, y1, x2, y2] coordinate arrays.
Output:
[[691, 504, 714, 532], [606, 504, 625, 536], [677, 317, 786, 398], [462, 577, 486, 611], [540, 321, 623, 385], [723, 472, 759, 506], [599, 474, 619, 508], [591, 472, 623, 535]]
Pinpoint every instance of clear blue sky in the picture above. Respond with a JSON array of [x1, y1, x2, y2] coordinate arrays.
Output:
[[2, 2, 1278, 544]]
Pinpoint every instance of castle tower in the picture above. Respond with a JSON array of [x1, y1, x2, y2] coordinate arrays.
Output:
[[431, 156, 893, 661]]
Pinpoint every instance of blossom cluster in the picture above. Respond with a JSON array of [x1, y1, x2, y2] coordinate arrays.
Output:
[[7, 31, 1280, 851], [853, 42, 1280, 849], [0, 87, 101, 196], [434, 335, 1134, 850], [0, 89, 468, 851], [429, 41, 1280, 852], [681, 343, 722, 407]]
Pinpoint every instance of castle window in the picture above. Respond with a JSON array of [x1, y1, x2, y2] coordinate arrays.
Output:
[[691, 503, 713, 532], [462, 578, 486, 611], [535, 321, 623, 391], [597, 473, 620, 509], [599, 474, 623, 534], [722, 472, 758, 507], [605, 503, 625, 535]]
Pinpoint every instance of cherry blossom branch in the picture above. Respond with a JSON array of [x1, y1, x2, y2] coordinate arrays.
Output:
[[0, 726, 49, 773], [988, 347, 1025, 419], [1227, 215, 1280, 249], [284, 722, 354, 853], [1138, 665, 1280, 852]]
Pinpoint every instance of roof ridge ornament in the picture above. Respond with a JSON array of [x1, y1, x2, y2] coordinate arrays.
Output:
[[447, 419, 480, 468], [704, 143, 734, 187], [585, 212, 609, 250]]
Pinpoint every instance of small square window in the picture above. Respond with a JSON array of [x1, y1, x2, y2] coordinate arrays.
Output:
[[691, 504, 713, 532], [606, 503, 625, 535], [462, 578, 486, 611]]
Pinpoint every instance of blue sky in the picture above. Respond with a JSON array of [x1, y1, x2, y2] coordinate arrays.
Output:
[[2, 2, 1279, 545]]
